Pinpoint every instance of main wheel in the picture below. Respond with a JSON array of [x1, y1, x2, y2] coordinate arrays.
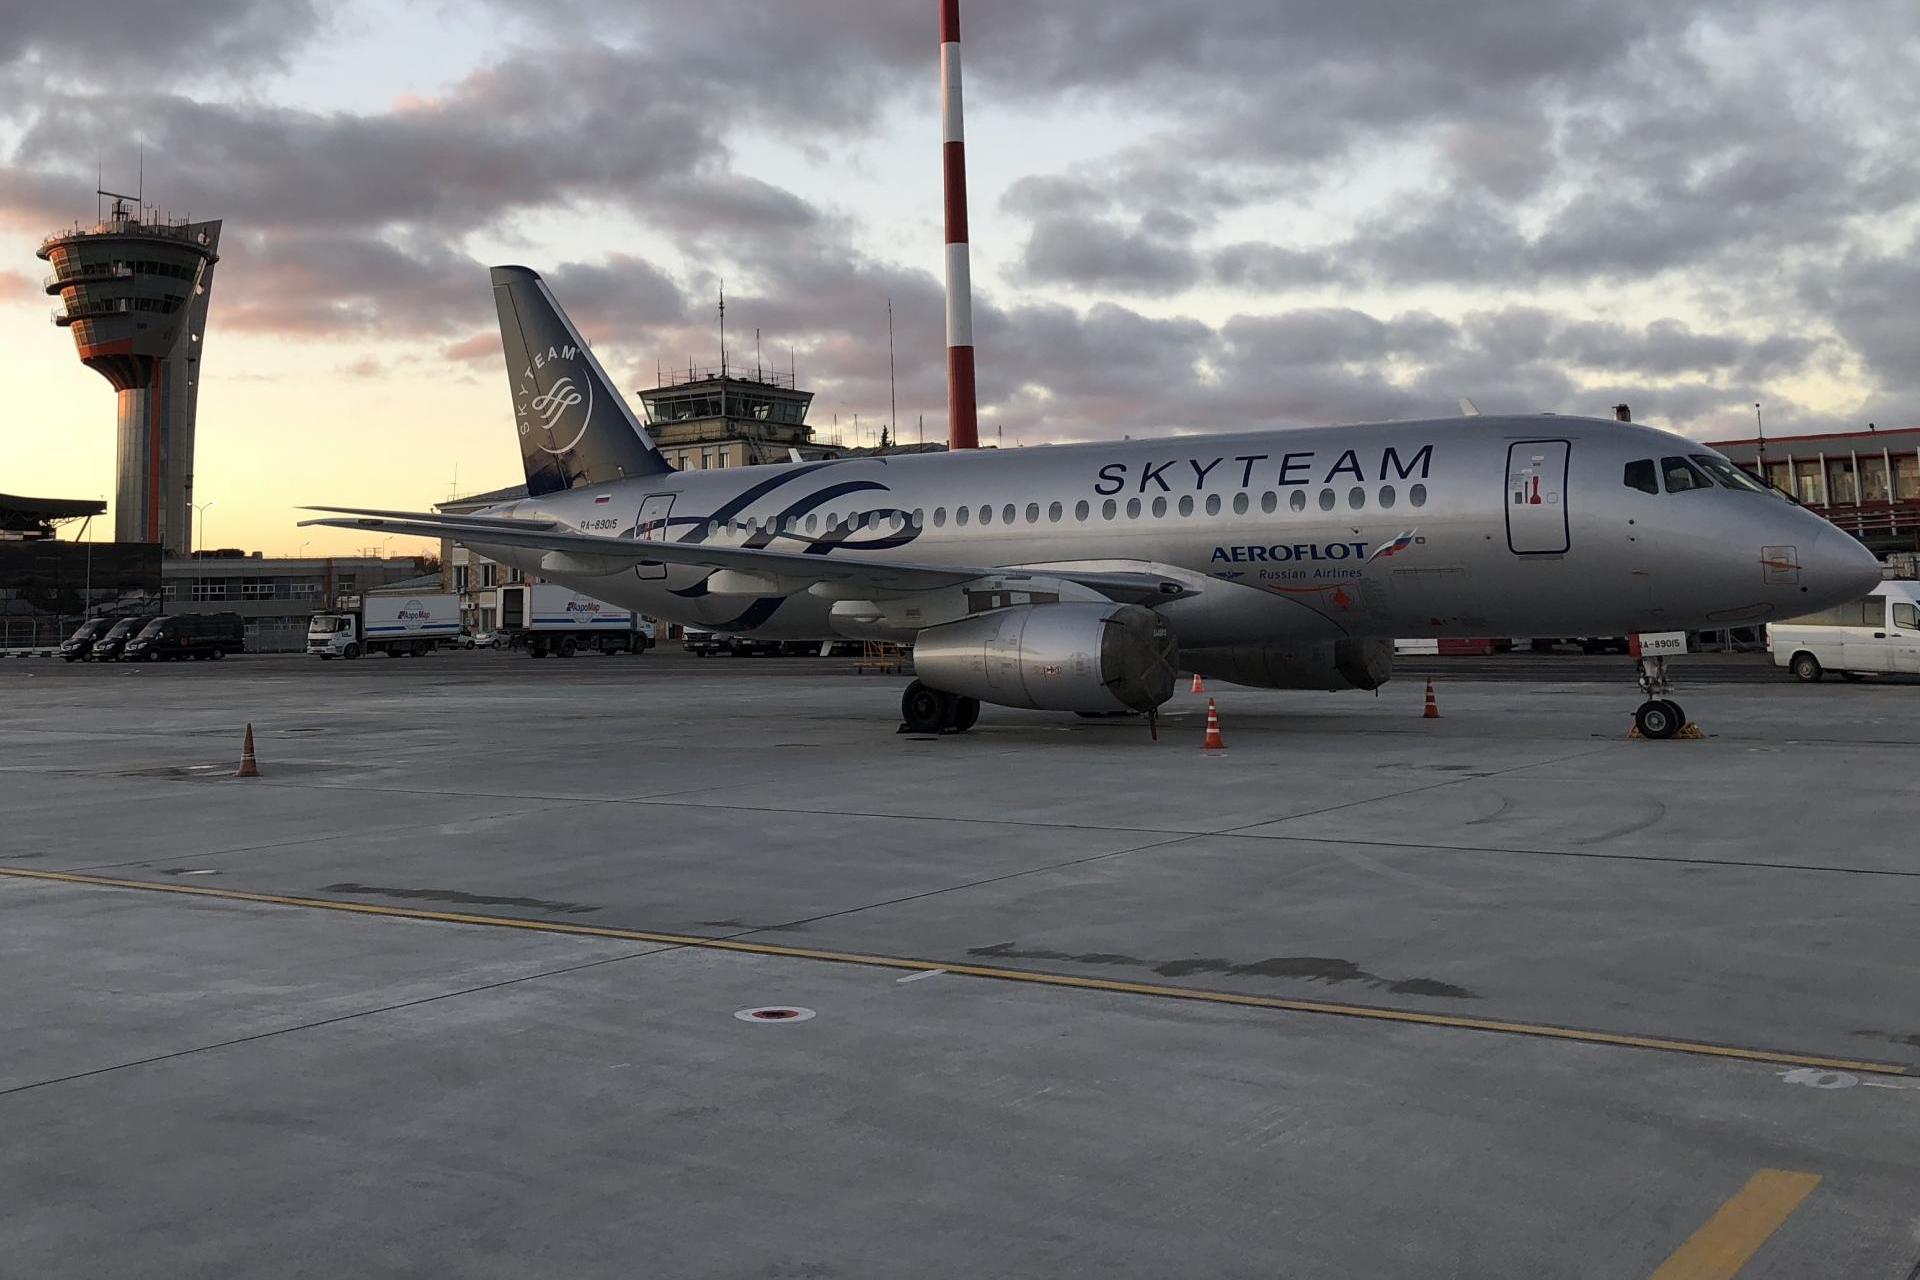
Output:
[[1634, 699, 1680, 740], [558, 637, 578, 658], [211, 647, 225, 660], [383, 647, 402, 658], [1789, 652, 1822, 682], [344, 643, 361, 659], [949, 697, 981, 733], [1662, 699, 1686, 730], [901, 680, 955, 734]]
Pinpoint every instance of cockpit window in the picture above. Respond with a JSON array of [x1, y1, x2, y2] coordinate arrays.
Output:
[[1623, 459, 1658, 494], [1661, 456, 1711, 493], [1690, 454, 1774, 495]]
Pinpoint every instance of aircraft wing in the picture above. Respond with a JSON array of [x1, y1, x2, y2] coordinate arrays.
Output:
[[298, 508, 1194, 603]]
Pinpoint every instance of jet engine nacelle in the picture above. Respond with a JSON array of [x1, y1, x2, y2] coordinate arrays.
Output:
[[1184, 637, 1393, 691], [913, 602, 1178, 713]]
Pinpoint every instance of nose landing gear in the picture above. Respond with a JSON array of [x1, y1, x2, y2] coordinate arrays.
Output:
[[1632, 653, 1687, 740]]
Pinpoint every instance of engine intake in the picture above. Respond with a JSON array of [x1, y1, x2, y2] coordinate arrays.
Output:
[[913, 602, 1178, 713]]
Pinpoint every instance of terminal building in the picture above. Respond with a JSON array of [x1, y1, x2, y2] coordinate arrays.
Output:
[[39, 192, 221, 555], [162, 551, 434, 653], [1711, 425, 1920, 553]]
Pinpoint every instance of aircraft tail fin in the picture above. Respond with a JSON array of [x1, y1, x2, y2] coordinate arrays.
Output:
[[491, 265, 672, 496]]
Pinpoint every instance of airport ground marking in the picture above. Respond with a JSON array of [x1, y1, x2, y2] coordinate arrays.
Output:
[[0, 865, 1908, 1078], [1647, 1169, 1822, 1280]]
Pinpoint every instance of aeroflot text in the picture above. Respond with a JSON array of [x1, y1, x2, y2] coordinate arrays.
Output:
[[1213, 542, 1369, 564], [1092, 445, 1433, 495]]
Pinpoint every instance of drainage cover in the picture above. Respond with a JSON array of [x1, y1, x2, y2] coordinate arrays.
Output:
[[734, 1006, 816, 1024]]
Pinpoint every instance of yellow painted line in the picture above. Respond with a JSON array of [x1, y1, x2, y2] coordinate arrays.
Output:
[[0, 866, 1907, 1077], [1649, 1169, 1822, 1280]]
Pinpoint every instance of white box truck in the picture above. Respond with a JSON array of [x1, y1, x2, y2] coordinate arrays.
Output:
[[498, 584, 654, 657], [307, 592, 462, 659]]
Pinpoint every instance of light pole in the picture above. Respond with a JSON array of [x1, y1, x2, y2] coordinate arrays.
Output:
[[192, 500, 215, 553]]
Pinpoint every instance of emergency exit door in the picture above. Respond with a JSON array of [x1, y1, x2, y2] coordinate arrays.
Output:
[[633, 494, 674, 580], [1505, 440, 1570, 554]]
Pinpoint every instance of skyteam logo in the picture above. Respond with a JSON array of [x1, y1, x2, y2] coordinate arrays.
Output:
[[514, 344, 594, 456]]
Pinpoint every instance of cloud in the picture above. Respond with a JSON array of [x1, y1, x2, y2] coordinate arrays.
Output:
[[2, 0, 323, 78]]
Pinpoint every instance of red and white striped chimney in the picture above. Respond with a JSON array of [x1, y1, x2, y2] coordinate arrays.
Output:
[[940, 0, 979, 450]]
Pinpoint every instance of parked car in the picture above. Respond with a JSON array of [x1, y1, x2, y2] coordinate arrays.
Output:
[[123, 613, 246, 662], [88, 615, 158, 662], [1768, 582, 1920, 681], [459, 630, 503, 650], [58, 618, 119, 662]]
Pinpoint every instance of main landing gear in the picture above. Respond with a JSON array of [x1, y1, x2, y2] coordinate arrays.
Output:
[[1632, 655, 1687, 740], [900, 680, 981, 735]]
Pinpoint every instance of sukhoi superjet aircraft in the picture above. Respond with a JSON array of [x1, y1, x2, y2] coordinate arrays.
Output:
[[305, 267, 1880, 736]]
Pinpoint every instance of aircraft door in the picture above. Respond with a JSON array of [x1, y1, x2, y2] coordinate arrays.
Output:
[[633, 494, 674, 580], [1505, 440, 1571, 554]]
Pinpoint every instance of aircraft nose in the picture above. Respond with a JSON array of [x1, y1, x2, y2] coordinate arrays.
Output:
[[1807, 527, 1883, 602]]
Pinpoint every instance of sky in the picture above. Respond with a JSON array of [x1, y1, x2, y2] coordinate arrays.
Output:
[[2, 0, 1917, 556]]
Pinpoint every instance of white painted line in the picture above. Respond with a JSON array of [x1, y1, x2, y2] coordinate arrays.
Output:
[[896, 969, 946, 984]]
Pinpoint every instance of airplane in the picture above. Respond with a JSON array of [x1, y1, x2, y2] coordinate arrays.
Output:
[[304, 266, 1882, 739]]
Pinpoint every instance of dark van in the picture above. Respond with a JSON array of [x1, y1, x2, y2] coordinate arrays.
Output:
[[122, 613, 246, 662], [89, 615, 158, 662], [59, 618, 119, 662]]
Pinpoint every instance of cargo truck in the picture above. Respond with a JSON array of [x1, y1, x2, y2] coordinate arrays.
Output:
[[498, 584, 654, 657], [307, 592, 461, 659]]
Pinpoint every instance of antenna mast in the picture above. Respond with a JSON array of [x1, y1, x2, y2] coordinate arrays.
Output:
[[718, 282, 727, 377], [887, 298, 898, 449]]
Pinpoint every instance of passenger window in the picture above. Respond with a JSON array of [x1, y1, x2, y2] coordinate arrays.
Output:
[[955, 506, 970, 527], [1380, 485, 1396, 509], [1288, 490, 1306, 512], [1002, 504, 1016, 525], [1624, 460, 1658, 494], [1179, 495, 1196, 517], [1260, 492, 1278, 514], [1046, 502, 1061, 522], [1662, 457, 1709, 493], [1863, 596, 1887, 628], [1896, 603, 1918, 631], [1318, 489, 1336, 511], [979, 505, 993, 526], [1074, 500, 1090, 521], [1026, 502, 1040, 523], [1151, 496, 1168, 518], [1102, 499, 1117, 520], [1348, 487, 1365, 509], [1230, 493, 1247, 515], [1126, 498, 1142, 519], [932, 507, 946, 528], [1409, 484, 1427, 508]]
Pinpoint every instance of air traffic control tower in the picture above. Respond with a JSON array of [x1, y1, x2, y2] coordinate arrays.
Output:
[[38, 193, 221, 554]]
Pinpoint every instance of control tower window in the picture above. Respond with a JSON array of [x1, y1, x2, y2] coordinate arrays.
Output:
[[1623, 459, 1658, 494]]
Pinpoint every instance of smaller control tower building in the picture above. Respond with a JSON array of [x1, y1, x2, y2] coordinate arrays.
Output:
[[39, 192, 221, 554]]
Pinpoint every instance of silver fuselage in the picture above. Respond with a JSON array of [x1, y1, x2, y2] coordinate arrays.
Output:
[[467, 415, 1874, 646]]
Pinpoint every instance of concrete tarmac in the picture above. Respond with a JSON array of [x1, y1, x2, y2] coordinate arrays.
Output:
[[3, 650, 1918, 1278]]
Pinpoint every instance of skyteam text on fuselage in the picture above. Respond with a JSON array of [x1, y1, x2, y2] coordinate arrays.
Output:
[[303, 265, 1881, 735]]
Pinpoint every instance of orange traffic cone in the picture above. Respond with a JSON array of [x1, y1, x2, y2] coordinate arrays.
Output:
[[1201, 697, 1226, 750], [235, 723, 260, 778], [1422, 678, 1440, 720], [1191, 672, 1206, 694]]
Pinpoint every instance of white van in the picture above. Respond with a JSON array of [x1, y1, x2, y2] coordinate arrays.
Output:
[[1767, 581, 1919, 681]]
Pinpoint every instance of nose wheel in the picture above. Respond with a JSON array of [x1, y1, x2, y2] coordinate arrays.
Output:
[[1632, 654, 1687, 740]]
